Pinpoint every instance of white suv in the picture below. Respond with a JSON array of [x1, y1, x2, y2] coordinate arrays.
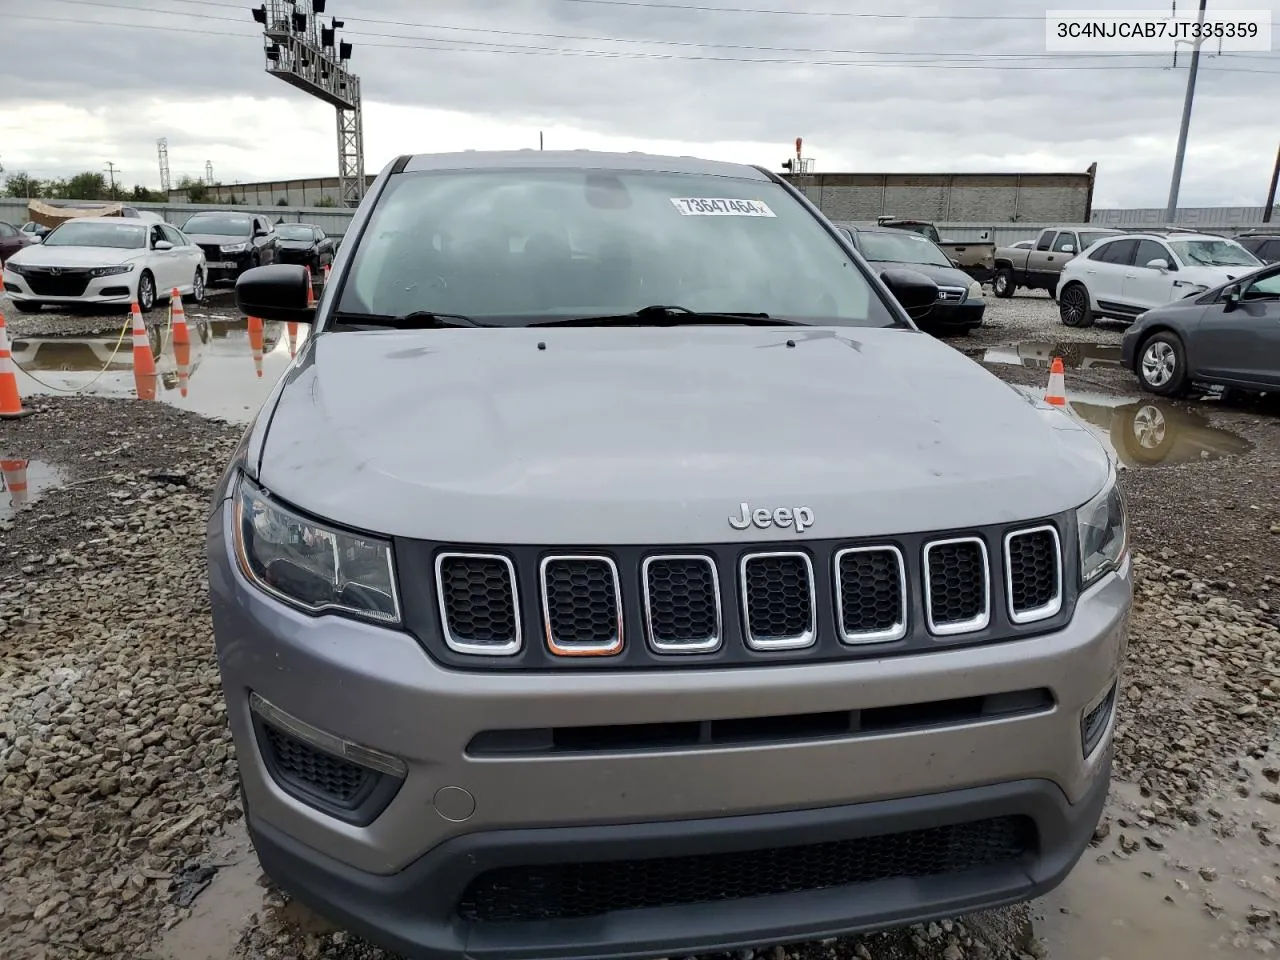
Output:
[[1055, 230, 1263, 328]]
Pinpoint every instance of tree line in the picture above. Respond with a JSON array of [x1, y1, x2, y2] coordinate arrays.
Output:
[[0, 170, 241, 204]]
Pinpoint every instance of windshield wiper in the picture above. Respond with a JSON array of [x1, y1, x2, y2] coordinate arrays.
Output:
[[331, 310, 489, 329], [530, 305, 803, 328]]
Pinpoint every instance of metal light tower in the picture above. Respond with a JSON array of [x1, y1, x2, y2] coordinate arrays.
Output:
[[251, 1, 365, 207], [157, 138, 171, 194]]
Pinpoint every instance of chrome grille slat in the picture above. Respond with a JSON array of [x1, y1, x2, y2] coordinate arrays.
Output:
[[435, 553, 521, 656], [1004, 525, 1063, 624], [740, 552, 816, 650], [923, 537, 990, 636], [834, 546, 907, 644], [539, 555, 624, 656], [641, 555, 722, 654]]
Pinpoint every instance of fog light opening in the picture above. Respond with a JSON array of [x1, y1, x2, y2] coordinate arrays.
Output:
[[249, 691, 407, 778], [1080, 679, 1118, 759]]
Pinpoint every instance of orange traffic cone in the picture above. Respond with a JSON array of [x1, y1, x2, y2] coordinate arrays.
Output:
[[1044, 356, 1067, 406], [133, 369, 158, 401], [305, 267, 316, 307], [322, 263, 331, 286], [171, 289, 190, 346], [0, 312, 35, 420], [287, 321, 298, 359], [131, 303, 157, 378], [1, 457, 29, 509], [173, 340, 191, 398], [247, 316, 264, 379]]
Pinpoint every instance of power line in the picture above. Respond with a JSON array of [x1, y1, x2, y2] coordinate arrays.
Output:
[[12, 10, 1280, 74]]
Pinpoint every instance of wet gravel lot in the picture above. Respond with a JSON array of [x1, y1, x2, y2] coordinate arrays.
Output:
[[2, 289, 1279, 960]]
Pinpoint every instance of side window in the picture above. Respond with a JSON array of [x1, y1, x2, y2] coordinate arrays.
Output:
[[1244, 272, 1280, 298], [315, 228, 325, 241], [150, 225, 166, 248], [1035, 229, 1055, 251], [1134, 239, 1171, 268], [0, 223, 16, 238], [1261, 239, 1280, 262], [160, 225, 185, 246], [1051, 232, 1077, 253], [1097, 239, 1138, 265]]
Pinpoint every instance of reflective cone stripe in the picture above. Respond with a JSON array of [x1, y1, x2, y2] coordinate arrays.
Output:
[[1045, 357, 1067, 406], [133, 369, 158, 401], [0, 312, 35, 419], [287, 321, 298, 359], [174, 339, 191, 397], [131, 303, 157, 377], [1, 458, 29, 507], [247, 316, 264, 379], [171, 289, 190, 346]]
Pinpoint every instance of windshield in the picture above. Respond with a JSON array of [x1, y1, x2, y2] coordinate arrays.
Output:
[[337, 168, 896, 328], [42, 221, 146, 249], [182, 214, 253, 237], [858, 231, 951, 268], [1078, 232, 1116, 251], [1170, 238, 1261, 268], [277, 225, 314, 241]]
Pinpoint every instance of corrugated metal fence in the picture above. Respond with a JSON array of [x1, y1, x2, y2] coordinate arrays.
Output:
[[2, 197, 1272, 245]]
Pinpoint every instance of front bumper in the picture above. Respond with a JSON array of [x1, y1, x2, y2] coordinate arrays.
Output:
[[208, 498, 1130, 960], [202, 251, 255, 280], [3, 268, 139, 304], [921, 298, 986, 329]]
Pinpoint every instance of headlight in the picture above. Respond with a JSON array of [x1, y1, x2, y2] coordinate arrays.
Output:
[[967, 280, 983, 300], [221, 242, 250, 253], [4, 262, 27, 276], [232, 474, 400, 623], [1076, 471, 1127, 587], [89, 264, 135, 278]]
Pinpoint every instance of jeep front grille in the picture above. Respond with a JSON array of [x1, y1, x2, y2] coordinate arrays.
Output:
[[642, 555, 722, 653], [436, 553, 521, 655], [923, 537, 990, 635], [539, 556, 623, 656], [835, 546, 907, 643], [740, 552, 816, 650], [1004, 526, 1063, 623]]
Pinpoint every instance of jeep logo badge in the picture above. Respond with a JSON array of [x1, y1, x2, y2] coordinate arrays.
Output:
[[728, 502, 814, 534]]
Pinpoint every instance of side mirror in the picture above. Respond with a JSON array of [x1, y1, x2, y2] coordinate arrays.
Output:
[[1145, 258, 1170, 271], [834, 226, 854, 243], [29, 235, 42, 244], [1060, 244, 1075, 254], [235, 264, 316, 323], [950, 259, 962, 268], [879, 267, 939, 321], [154, 240, 173, 251], [1222, 283, 1241, 312]]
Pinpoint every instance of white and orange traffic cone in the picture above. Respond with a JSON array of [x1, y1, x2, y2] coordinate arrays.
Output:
[[322, 263, 331, 286], [170, 290, 191, 397], [247, 316, 265, 379], [305, 266, 316, 307], [131, 302, 157, 378], [1, 457, 29, 509], [286, 321, 298, 360], [133, 368, 158, 401], [171, 289, 190, 347], [1044, 356, 1067, 406], [0, 312, 35, 420]]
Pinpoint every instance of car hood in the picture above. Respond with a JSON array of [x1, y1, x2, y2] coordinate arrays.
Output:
[[256, 326, 1112, 544], [5, 245, 142, 267], [870, 261, 973, 290], [185, 233, 252, 246]]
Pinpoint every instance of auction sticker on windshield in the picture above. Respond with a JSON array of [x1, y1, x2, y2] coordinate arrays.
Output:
[[670, 198, 776, 217]]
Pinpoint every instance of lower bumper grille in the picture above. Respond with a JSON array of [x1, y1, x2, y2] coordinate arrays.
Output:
[[456, 815, 1035, 923], [25, 273, 91, 297]]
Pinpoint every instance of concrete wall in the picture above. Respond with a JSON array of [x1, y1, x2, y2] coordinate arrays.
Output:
[[785, 172, 1096, 223], [170, 175, 378, 207]]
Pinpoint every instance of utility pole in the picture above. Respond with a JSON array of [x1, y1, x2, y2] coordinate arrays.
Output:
[[1264, 142, 1279, 224], [157, 138, 172, 194], [105, 162, 119, 199], [1164, 0, 1208, 224]]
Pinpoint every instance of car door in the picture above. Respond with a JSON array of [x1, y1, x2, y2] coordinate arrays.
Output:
[[0, 221, 22, 261], [256, 217, 278, 264], [1081, 238, 1137, 307], [1193, 268, 1280, 388], [146, 224, 181, 291], [1121, 239, 1180, 310], [1026, 229, 1058, 284], [1044, 230, 1080, 280], [161, 224, 199, 289]]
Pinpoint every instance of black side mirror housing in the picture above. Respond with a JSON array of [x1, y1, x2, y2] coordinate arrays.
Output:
[[1222, 283, 1241, 312], [236, 264, 316, 323], [879, 267, 939, 321]]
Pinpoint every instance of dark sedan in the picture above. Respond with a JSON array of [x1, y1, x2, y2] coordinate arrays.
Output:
[[1237, 231, 1280, 265], [833, 223, 985, 332], [0, 220, 37, 263], [1120, 261, 1280, 398], [273, 223, 336, 272], [181, 211, 278, 283]]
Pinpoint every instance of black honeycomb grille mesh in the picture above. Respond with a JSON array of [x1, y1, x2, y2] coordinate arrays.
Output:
[[644, 558, 719, 646], [543, 558, 619, 647], [743, 555, 812, 641], [926, 541, 986, 626], [456, 815, 1035, 923], [1007, 530, 1059, 615], [439, 556, 518, 647], [837, 549, 904, 637], [263, 724, 370, 807]]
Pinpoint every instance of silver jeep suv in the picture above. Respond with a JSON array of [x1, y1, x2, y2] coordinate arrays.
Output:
[[207, 150, 1132, 960]]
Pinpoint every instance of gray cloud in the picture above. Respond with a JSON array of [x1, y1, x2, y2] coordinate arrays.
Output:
[[2, 0, 1277, 206]]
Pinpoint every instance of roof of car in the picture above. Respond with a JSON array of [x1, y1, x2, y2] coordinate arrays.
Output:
[[399, 149, 772, 180], [831, 222, 926, 235], [56, 217, 147, 225], [1097, 230, 1232, 241]]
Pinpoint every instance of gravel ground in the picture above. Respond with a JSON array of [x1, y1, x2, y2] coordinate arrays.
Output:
[[2, 291, 1279, 960]]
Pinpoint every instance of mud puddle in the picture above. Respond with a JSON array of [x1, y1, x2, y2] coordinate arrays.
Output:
[[10, 318, 309, 425], [1009, 384, 1254, 469], [1035, 770, 1280, 958], [980, 340, 1124, 371], [1, 457, 67, 520]]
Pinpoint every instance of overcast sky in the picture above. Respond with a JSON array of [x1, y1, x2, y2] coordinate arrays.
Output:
[[2, 0, 1277, 208]]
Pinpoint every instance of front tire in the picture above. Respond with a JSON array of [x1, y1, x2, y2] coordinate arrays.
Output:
[[1136, 331, 1189, 397], [1058, 283, 1094, 328], [992, 268, 1016, 298], [11, 300, 43, 314], [192, 269, 206, 303], [136, 271, 156, 313]]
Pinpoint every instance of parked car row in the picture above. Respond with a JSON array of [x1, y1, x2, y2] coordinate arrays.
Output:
[[1, 211, 335, 313]]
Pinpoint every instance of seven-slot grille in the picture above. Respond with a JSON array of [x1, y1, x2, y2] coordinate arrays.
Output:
[[433, 527, 1064, 658], [23, 268, 92, 298]]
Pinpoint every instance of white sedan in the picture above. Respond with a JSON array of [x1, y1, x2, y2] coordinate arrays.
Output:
[[1, 217, 206, 314]]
